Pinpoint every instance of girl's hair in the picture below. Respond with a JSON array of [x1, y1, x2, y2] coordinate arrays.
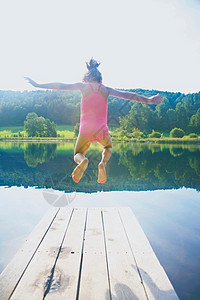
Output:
[[82, 58, 102, 83]]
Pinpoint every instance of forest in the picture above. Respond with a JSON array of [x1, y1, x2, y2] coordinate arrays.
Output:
[[0, 88, 200, 134]]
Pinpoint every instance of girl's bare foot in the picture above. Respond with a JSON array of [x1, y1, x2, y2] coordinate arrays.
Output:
[[72, 158, 88, 183], [98, 162, 107, 183]]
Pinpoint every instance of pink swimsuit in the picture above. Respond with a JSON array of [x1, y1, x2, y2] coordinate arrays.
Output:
[[79, 83, 109, 142]]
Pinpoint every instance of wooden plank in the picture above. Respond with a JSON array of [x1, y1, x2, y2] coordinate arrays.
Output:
[[0, 207, 59, 300], [45, 208, 87, 300], [10, 207, 73, 300], [102, 208, 147, 300], [79, 208, 111, 300], [119, 207, 179, 300]]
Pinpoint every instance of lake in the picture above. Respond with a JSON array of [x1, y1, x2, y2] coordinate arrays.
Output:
[[0, 141, 200, 299]]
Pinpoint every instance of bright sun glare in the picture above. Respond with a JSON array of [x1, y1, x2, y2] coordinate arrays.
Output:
[[0, 0, 200, 93]]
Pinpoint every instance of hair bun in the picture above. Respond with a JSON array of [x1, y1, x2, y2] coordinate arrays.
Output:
[[86, 58, 101, 71]]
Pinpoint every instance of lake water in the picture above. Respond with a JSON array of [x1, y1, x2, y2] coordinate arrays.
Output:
[[0, 141, 200, 299]]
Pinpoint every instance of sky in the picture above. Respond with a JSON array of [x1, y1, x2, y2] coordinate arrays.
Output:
[[0, 0, 200, 93]]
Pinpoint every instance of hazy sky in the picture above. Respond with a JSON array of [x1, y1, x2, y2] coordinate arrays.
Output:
[[0, 0, 200, 93]]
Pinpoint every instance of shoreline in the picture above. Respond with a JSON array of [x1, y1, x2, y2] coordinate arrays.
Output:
[[0, 137, 200, 144]]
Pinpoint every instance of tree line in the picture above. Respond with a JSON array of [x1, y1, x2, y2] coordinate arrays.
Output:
[[0, 89, 200, 133]]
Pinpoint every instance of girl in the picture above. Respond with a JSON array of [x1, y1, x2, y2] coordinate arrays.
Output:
[[25, 58, 163, 184]]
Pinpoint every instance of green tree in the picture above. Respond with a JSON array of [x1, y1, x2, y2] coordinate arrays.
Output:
[[119, 102, 154, 133], [44, 119, 57, 137], [132, 128, 143, 138], [175, 103, 188, 131], [170, 128, 185, 138], [24, 112, 57, 137], [74, 123, 80, 137], [148, 130, 161, 138], [167, 109, 176, 130], [154, 100, 170, 132], [189, 133, 198, 138], [189, 108, 200, 134], [24, 112, 38, 137]]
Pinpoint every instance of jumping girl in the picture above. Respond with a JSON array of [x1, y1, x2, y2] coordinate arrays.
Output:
[[25, 58, 163, 184]]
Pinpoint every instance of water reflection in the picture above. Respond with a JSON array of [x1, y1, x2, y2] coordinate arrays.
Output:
[[0, 141, 200, 191], [24, 143, 57, 167]]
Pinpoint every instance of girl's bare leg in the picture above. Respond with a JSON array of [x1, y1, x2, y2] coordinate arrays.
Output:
[[72, 133, 91, 183], [97, 134, 112, 183]]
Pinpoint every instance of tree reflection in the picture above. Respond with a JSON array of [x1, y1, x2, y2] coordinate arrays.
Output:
[[189, 157, 200, 176], [169, 147, 184, 157], [0, 142, 200, 191], [24, 143, 57, 168], [117, 143, 200, 190]]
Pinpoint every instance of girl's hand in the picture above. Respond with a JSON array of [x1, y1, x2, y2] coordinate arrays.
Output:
[[148, 93, 163, 105], [24, 77, 39, 87]]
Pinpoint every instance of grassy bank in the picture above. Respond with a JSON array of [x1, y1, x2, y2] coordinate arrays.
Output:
[[111, 137, 200, 144], [0, 125, 118, 140], [0, 125, 75, 140], [0, 125, 200, 144]]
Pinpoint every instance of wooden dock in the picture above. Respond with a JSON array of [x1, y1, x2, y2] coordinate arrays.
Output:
[[0, 207, 179, 299]]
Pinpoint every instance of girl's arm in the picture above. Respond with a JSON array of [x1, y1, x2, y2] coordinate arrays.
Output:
[[107, 87, 163, 105], [24, 77, 83, 91]]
